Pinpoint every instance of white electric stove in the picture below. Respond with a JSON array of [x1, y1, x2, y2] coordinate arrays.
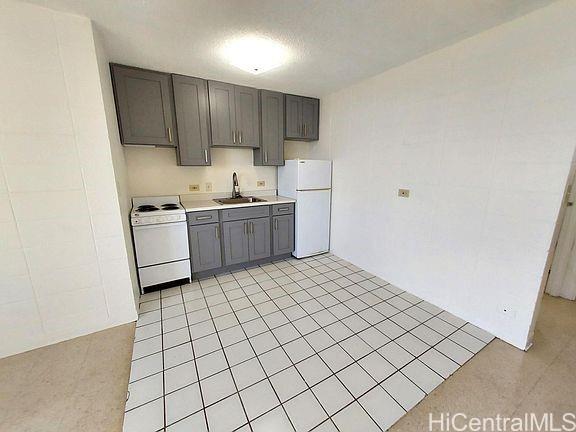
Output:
[[131, 196, 190, 293]]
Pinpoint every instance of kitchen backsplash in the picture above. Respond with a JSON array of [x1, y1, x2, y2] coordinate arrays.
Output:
[[125, 146, 278, 197]]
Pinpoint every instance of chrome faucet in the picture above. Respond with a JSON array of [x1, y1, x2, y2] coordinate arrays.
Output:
[[232, 172, 241, 198]]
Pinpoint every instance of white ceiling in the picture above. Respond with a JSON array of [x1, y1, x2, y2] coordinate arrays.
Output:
[[23, 0, 556, 96]]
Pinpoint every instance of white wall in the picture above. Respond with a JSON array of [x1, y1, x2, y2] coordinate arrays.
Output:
[[322, 0, 576, 350], [125, 146, 278, 197], [0, 0, 137, 358], [92, 28, 140, 305]]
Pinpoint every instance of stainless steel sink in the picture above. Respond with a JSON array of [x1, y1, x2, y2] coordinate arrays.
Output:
[[214, 197, 267, 205]]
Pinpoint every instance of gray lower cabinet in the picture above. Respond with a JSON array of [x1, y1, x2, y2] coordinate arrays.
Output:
[[249, 218, 271, 261], [110, 64, 177, 146], [222, 220, 251, 265], [222, 217, 271, 266], [172, 75, 211, 166], [189, 223, 222, 272], [254, 90, 284, 166], [284, 94, 319, 141], [208, 81, 260, 148], [273, 214, 295, 256]]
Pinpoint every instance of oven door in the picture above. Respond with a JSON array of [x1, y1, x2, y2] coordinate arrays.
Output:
[[133, 221, 189, 267]]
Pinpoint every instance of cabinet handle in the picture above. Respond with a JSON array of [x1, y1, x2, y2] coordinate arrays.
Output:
[[264, 151, 268, 163], [204, 149, 208, 163], [233, 131, 236, 144], [278, 207, 289, 212], [274, 219, 278, 230], [196, 215, 212, 220], [250, 221, 254, 234], [303, 124, 307, 137], [215, 226, 220, 239], [239, 131, 242, 144], [167, 127, 173, 142]]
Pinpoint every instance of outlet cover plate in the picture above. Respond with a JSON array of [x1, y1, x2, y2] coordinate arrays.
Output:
[[189, 184, 200, 192], [257, 180, 266, 187], [398, 188, 410, 198]]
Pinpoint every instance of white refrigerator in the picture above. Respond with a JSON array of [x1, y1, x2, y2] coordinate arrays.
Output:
[[278, 159, 332, 258]]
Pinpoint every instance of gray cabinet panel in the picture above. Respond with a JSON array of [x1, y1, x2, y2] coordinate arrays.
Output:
[[284, 94, 319, 141], [111, 64, 176, 146], [172, 75, 211, 166], [302, 97, 319, 140], [223, 220, 250, 265], [189, 223, 222, 272], [249, 218, 271, 261], [254, 90, 284, 166], [273, 214, 294, 256], [188, 210, 219, 225], [220, 206, 270, 222], [285, 94, 302, 139], [208, 81, 236, 146], [235, 86, 260, 148]]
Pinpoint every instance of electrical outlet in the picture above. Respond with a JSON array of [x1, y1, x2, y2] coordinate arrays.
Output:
[[398, 188, 410, 198], [189, 184, 200, 192], [205, 182, 212, 192], [257, 180, 266, 187]]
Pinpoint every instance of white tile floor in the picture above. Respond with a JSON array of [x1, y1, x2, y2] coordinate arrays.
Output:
[[124, 253, 494, 432]]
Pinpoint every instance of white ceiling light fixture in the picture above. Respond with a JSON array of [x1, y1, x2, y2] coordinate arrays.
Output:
[[221, 35, 290, 75]]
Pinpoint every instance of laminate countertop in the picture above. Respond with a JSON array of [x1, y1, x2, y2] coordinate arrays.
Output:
[[181, 195, 295, 212]]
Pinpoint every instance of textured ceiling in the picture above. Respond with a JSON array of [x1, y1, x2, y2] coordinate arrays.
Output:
[[21, 0, 557, 96]]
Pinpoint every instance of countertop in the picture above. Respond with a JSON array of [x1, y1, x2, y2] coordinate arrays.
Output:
[[181, 195, 295, 212]]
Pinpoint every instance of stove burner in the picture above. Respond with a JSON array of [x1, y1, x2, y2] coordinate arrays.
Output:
[[137, 205, 159, 212], [161, 204, 179, 210]]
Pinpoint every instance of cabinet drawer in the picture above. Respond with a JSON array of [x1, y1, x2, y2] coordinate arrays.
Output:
[[220, 206, 270, 222], [272, 203, 294, 215], [188, 210, 219, 225]]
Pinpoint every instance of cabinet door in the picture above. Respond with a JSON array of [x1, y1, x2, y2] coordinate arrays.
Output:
[[273, 215, 294, 256], [248, 218, 271, 261], [254, 90, 284, 166], [111, 64, 176, 146], [222, 220, 250, 265], [208, 81, 236, 146], [234, 85, 260, 148], [301, 97, 319, 140], [284, 94, 302, 139], [189, 223, 222, 272], [172, 75, 211, 166]]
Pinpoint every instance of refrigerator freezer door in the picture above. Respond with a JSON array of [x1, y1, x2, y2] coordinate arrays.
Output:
[[295, 189, 331, 258], [297, 160, 332, 190]]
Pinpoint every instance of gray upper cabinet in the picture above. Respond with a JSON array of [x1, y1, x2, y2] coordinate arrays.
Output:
[[254, 90, 284, 166], [208, 81, 236, 147], [273, 214, 295, 256], [172, 75, 211, 166], [189, 223, 222, 272], [208, 81, 260, 148], [248, 218, 271, 261], [301, 97, 319, 140], [222, 220, 250, 265], [235, 86, 260, 147], [284, 94, 319, 141], [110, 64, 177, 147]]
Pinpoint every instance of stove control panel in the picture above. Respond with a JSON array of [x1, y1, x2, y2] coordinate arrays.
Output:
[[131, 213, 187, 226]]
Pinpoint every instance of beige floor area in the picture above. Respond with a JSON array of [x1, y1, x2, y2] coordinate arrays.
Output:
[[0, 294, 574, 432], [0, 323, 135, 432], [392, 294, 576, 431]]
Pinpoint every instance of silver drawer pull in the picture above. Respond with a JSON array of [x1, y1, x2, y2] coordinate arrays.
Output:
[[196, 215, 212, 220], [278, 207, 289, 212]]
